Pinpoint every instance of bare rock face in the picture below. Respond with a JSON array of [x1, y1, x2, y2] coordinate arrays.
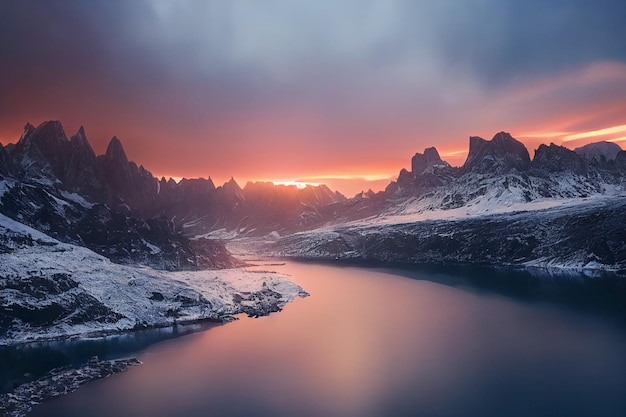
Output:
[[411, 147, 447, 175], [97, 136, 159, 217], [64, 127, 103, 197], [12, 120, 70, 180], [532, 143, 588, 175], [463, 132, 531, 174], [615, 151, 626, 171]]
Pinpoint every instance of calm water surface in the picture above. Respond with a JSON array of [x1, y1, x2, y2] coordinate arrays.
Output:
[[31, 262, 626, 417]]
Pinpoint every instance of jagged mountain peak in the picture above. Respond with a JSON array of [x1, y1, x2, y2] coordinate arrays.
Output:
[[105, 136, 128, 163], [72, 126, 87, 141], [532, 143, 587, 174], [411, 146, 448, 175], [179, 177, 216, 192], [21, 122, 36, 141], [11, 121, 71, 179], [574, 141, 622, 162], [220, 177, 243, 195], [20, 120, 68, 146], [463, 131, 530, 173], [70, 126, 93, 150], [225, 177, 240, 188]]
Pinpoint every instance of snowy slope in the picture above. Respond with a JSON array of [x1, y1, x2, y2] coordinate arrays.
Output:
[[0, 214, 308, 346], [271, 195, 626, 272]]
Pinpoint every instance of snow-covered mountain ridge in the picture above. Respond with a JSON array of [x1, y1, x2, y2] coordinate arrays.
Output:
[[271, 195, 626, 272], [0, 213, 308, 346], [268, 133, 626, 272], [381, 133, 625, 217], [2, 121, 625, 273]]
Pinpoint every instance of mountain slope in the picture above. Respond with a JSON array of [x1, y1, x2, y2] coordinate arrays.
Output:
[[272, 195, 626, 271], [370, 132, 625, 221], [0, 213, 308, 346], [271, 132, 626, 272]]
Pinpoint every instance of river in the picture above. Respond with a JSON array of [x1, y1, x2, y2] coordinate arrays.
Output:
[[28, 261, 626, 417]]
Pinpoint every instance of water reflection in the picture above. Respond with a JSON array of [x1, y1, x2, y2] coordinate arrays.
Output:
[[0, 322, 218, 393], [31, 262, 626, 417]]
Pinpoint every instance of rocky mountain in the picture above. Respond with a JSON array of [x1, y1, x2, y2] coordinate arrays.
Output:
[[380, 132, 625, 216], [272, 196, 626, 272], [0, 121, 345, 269], [2, 121, 625, 272], [0, 212, 307, 346], [271, 132, 626, 272], [463, 132, 531, 174]]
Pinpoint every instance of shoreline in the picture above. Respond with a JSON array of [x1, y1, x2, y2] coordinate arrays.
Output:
[[0, 300, 300, 416], [1, 356, 143, 417]]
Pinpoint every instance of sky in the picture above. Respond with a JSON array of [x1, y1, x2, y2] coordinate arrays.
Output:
[[1, 0, 625, 196]]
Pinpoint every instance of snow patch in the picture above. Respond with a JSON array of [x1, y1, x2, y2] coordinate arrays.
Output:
[[0, 214, 308, 346]]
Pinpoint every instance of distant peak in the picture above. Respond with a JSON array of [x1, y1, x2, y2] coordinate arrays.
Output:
[[20, 122, 36, 141], [105, 136, 128, 163], [36, 120, 66, 138], [19, 120, 68, 146], [411, 146, 447, 175], [574, 141, 622, 162], [464, 131, 530, 173], [423, 147, 441, 160], [491, 131, 515, 142], [225, 177, 240, 188], [68, 126, 96, 159], [71, 126, 88, 143]]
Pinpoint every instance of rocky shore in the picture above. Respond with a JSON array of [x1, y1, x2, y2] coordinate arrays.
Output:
[[0, 356, 142, 417]]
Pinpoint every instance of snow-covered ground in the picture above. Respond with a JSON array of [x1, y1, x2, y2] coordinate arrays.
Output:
[[0, 214, 308, 346], [354, 193, 626, 227], [270, 194, 626, 273]]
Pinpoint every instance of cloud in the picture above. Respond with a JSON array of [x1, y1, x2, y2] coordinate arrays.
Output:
[[1, 1, 626, 194]]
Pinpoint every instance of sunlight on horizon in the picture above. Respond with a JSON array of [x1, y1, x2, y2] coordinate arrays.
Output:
[[519, 123, 626, 145]]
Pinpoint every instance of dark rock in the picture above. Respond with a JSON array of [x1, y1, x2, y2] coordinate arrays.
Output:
[[149, 292, 164, 301], [532, 143, 587, 175], [411, 147, 447, 175], [0, 357, 142, 417], [463, 132, 531, 174]]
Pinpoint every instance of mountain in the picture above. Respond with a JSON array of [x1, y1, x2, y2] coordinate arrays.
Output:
[[0, 122, 231, 269], [0, 211, 307, 346], [380, 132, 625, 215], [2, 121, 625, 271], [463, 132, 531, 174], [575, 141, 622, 162], [271, 132, 626, 271], [272, 195, 626, 271], [0, 121, 346, 269]]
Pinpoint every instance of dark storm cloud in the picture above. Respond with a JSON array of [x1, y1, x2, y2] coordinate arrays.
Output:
[[428, 0, 626, 85], [2, 0, 625, 113]]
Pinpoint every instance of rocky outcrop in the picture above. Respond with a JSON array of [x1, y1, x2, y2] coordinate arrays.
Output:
[[11, 121, 70, 180], [411, 147, 448, 175], [532, 143, 587, 175], [0, 357, 142, 417], [97, 136, 159, 216], [463, 132, 531, 174], [64, 127, 103, 197]]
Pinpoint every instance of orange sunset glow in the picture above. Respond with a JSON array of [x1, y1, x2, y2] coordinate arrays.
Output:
[[1, 3, 625, 196], [2, 2, 626, 417]]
